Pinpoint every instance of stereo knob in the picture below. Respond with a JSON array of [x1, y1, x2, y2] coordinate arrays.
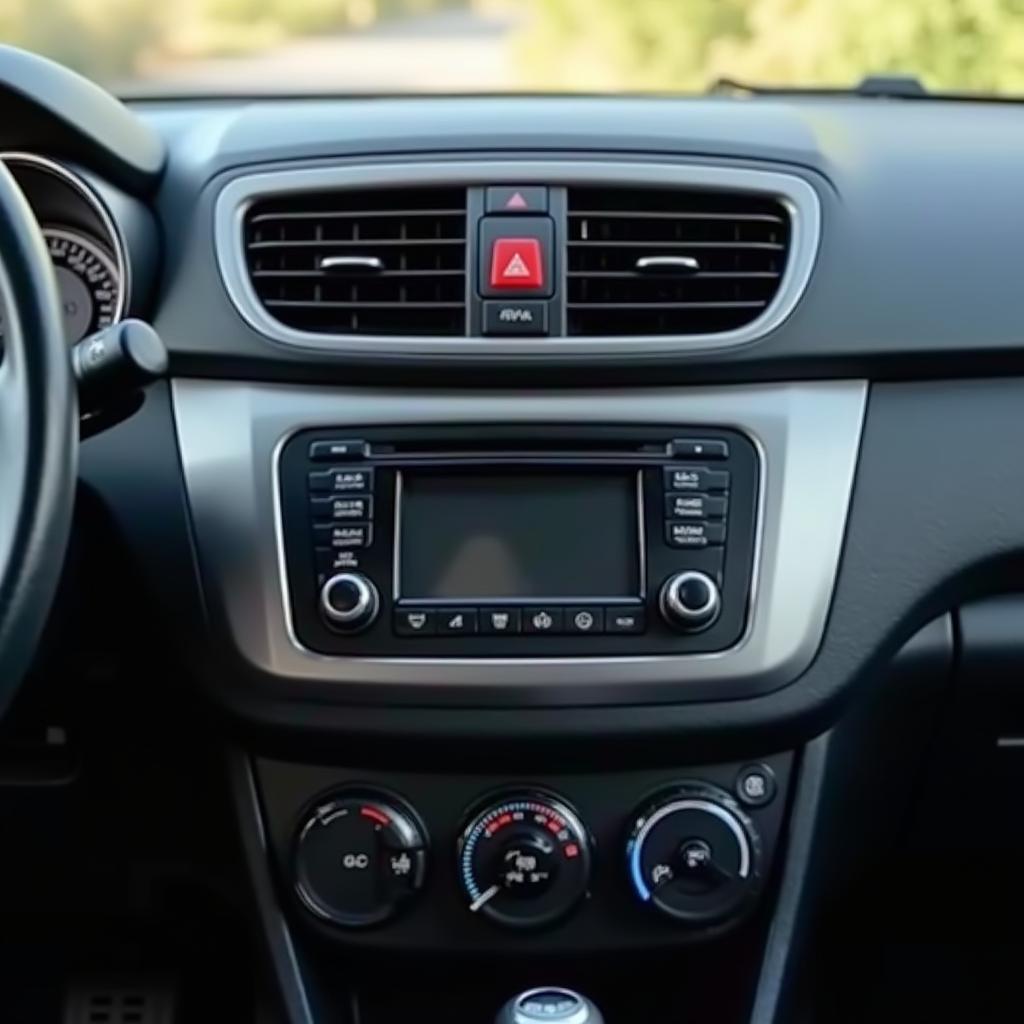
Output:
[[659, 571, 721, 632], [294, 789, 427, 928], [319, 572, 379, 632], [626, 783, 762, 927]]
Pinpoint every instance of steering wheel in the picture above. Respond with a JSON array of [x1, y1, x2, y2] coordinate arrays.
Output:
[[0, 160, 76, 719]]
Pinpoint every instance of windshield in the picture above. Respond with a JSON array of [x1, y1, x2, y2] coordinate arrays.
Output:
[[3, 0, 1021, 98]]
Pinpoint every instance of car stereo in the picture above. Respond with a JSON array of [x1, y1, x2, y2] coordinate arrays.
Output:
[[277, 426, 759, 657]]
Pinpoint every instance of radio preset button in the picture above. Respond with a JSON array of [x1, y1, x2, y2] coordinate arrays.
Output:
[[668, 438, 730, 460], [524, 607, 564, 634], [565, 606, 605, 634], [606, 608, 646, 634], [666, 521, 726, 548], [309, 439, 368, 461], [480, 608, 523, 635], [664, 467, 730, 492], [314, 523, 372, 549], [665, 493, 728, 520], [394, 609, 437, 636], [437, 608, 478, 635], [310, 495, 373, 521], [309, 468, 374, 494]]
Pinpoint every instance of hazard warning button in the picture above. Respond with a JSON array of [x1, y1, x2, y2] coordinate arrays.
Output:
[[490, 238, 544, 290], [479, 216, 554, 298]]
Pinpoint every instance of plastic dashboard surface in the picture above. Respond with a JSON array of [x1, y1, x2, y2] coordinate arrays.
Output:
[[137, 94, 1024, 379]]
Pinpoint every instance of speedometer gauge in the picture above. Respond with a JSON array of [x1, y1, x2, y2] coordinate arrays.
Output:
[[44, 227, 122, 344]]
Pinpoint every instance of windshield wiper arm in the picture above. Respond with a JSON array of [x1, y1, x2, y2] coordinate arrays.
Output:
[[708, 73, 928, 99]]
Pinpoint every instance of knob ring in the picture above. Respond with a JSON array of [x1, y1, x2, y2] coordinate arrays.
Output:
[[659, 570, 721, 632], [319, 572, 379, 630]]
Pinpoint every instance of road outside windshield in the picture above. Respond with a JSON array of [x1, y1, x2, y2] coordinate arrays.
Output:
[[3, 0, 1022, 96]]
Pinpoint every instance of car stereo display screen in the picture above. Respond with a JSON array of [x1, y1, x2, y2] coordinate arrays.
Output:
[[398, 471, 640, 600]]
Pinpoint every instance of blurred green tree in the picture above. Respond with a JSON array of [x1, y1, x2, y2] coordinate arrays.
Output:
[[518, 0, 1024, 92]]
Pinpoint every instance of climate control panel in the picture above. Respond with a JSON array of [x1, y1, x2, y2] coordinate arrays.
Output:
[[259, 756, 789, 953]]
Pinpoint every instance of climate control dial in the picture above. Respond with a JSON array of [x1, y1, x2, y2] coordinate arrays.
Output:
[[626, 783, 761, 926], [293, 789, 427, 928], [458, 791, 591, 929]]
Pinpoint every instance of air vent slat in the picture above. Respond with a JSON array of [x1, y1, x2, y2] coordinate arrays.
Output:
[[567, 240, 785, 251], [265, 300, 465, 310], [570, 210, 786, 224], [251, 269, 466, 279], [569, 301, 767, 311], [244, 186, 467, 337], [249, 208, 464, 223], [567, 185, 791, 337], [247, 238, 466, 250]]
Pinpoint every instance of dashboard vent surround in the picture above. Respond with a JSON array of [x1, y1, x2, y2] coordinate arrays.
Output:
[[566, 186, 791, 336], [244, 187, 467, 336]]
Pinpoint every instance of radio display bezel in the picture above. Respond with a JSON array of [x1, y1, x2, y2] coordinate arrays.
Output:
[[277, 425, 759, 659]]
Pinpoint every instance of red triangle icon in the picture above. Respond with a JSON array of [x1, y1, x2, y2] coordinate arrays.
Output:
[[502, 252, 531, 277], [505, 191, 529, 209]]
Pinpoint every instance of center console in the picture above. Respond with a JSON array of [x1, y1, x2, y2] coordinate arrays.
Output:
[[167, 377, 868, 1024]]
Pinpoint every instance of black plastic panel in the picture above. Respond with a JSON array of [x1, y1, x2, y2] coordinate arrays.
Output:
[[278, 425, 758, 657], [254, 753, 792, 955]]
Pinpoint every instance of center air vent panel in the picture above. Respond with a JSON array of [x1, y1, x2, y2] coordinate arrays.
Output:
[[566, 186, 791, 337], [244, 187, 467, 336], [218, 162, 820, 353]]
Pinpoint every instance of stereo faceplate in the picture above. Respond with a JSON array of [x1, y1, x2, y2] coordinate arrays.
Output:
[[278, 426, 759, 657]]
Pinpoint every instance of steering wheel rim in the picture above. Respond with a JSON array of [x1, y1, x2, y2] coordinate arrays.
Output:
[[0, 159, 76, 719]]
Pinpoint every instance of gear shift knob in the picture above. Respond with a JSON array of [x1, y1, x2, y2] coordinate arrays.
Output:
[[495, 988, 604, 1024]]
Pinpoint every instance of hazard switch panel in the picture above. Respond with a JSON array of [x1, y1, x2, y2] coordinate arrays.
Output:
[[471, 185, 565, 338]]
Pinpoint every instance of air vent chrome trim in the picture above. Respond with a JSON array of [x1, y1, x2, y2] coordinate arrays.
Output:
[[215, 160, 821, 357]]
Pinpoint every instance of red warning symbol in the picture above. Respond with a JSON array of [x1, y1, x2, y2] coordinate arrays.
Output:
[[489, 237, 544, 289], [505, 191, 529, 209]]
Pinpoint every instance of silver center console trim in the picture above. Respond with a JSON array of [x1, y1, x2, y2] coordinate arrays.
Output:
[[171, 380, 866, 705], [214, 159, 821, 358]]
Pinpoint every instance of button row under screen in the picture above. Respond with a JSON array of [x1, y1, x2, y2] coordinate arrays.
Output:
[[394, 605, 646, 637]]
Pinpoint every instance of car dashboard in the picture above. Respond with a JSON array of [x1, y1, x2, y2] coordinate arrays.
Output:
[[3, 49, 1024, 1024]]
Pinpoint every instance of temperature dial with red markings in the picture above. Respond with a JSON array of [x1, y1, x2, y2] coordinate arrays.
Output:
[[458, 791, 592, 929], [293, 789, 427, 928]]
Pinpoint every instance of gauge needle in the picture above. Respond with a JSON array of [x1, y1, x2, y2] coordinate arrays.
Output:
[[469, 884, 501, 913]]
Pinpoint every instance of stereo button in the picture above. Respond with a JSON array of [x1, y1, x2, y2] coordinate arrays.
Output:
[[438, 609, 478, 635], [666, 521, 726, 548], [606, 608, 646, 634], [480, 608, 523, 634], [314, 523, 372, 549], [394, 609, 437, 636], [665, 493, 728, 520], [311, 495, 373, 521], [664, 467, 730, 492], [309, 439, 368, 461], [524, 607, 564, 634], [309, 468, 374, 493], [668, 439, 730, 460], [565, 606, 604, 634]]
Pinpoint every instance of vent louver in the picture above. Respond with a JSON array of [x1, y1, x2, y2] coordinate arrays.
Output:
[[566, 186, 791, 336], [244, 187, 467, 336]]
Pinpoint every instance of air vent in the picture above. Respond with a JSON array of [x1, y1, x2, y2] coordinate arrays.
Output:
[[244, 187, 467, 336], [567, 186, 791, 336]]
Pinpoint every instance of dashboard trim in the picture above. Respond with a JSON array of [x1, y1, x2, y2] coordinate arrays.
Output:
[[171, 379, 866, 705], [213, 159, 821, 358], [0, 151, 130, 327]]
